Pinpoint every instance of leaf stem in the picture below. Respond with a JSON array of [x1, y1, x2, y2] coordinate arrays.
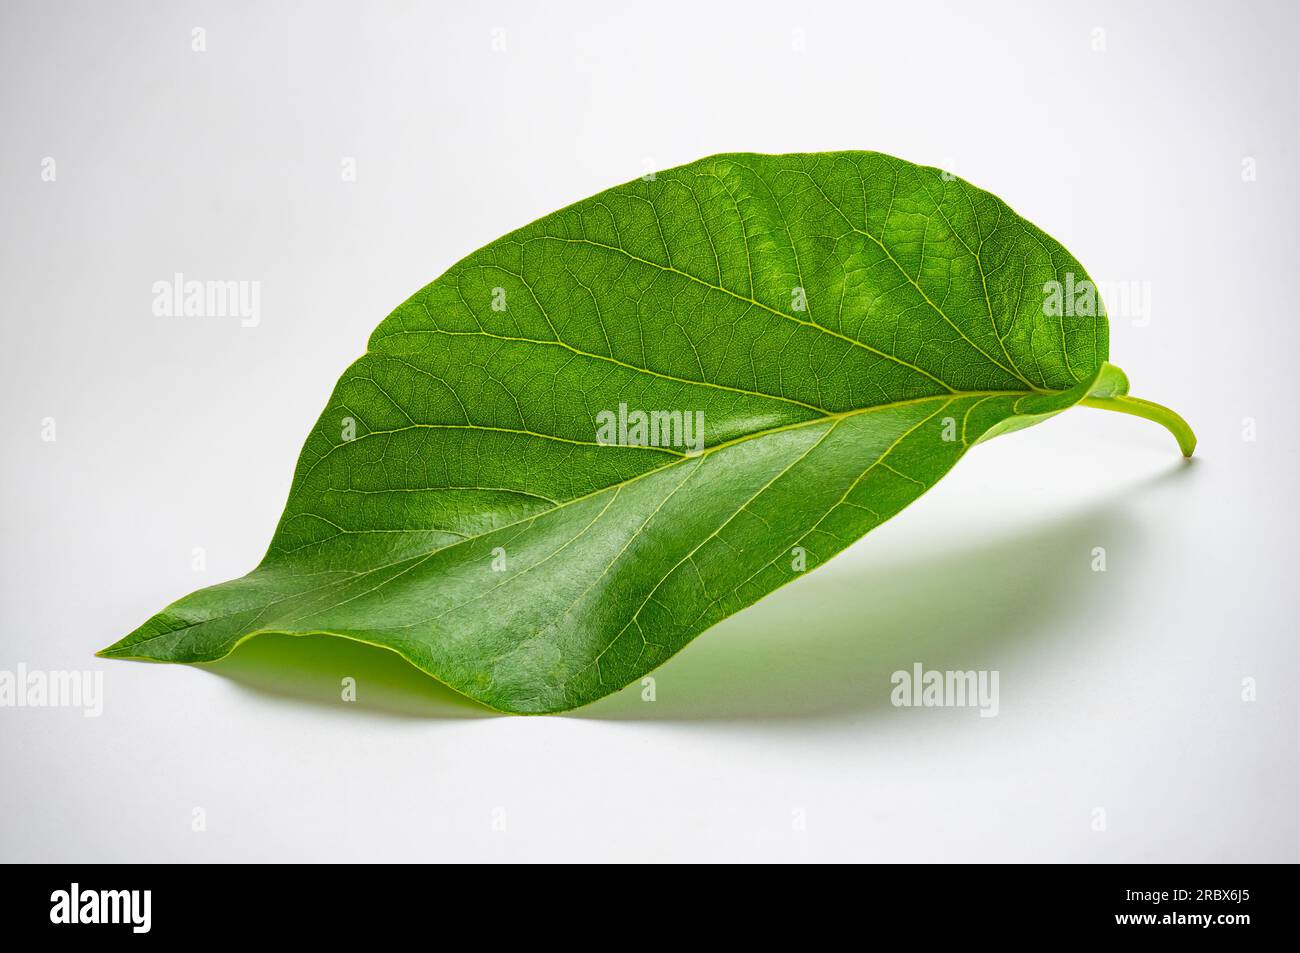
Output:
[[1080, 395, 1197, 457]]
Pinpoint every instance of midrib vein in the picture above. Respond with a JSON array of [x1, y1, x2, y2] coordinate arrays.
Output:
[[114, 388, 1035, 655]]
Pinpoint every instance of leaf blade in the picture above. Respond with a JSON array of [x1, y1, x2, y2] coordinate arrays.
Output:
[[101, 151, 1173, 712]]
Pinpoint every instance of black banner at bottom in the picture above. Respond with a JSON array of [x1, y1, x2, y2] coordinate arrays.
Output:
[[3, 863, 1286, 940]]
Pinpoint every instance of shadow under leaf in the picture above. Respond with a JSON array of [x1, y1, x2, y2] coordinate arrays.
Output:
[[203, 631, 492, 718]]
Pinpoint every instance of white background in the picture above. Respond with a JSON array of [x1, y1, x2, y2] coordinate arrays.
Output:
[[1, 0, 1296, 862]]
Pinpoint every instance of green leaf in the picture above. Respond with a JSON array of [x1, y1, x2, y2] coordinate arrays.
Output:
[[100, 151, 1195, 713]]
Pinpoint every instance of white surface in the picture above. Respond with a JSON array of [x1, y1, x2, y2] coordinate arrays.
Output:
[[1, 0, 1296, 862]]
